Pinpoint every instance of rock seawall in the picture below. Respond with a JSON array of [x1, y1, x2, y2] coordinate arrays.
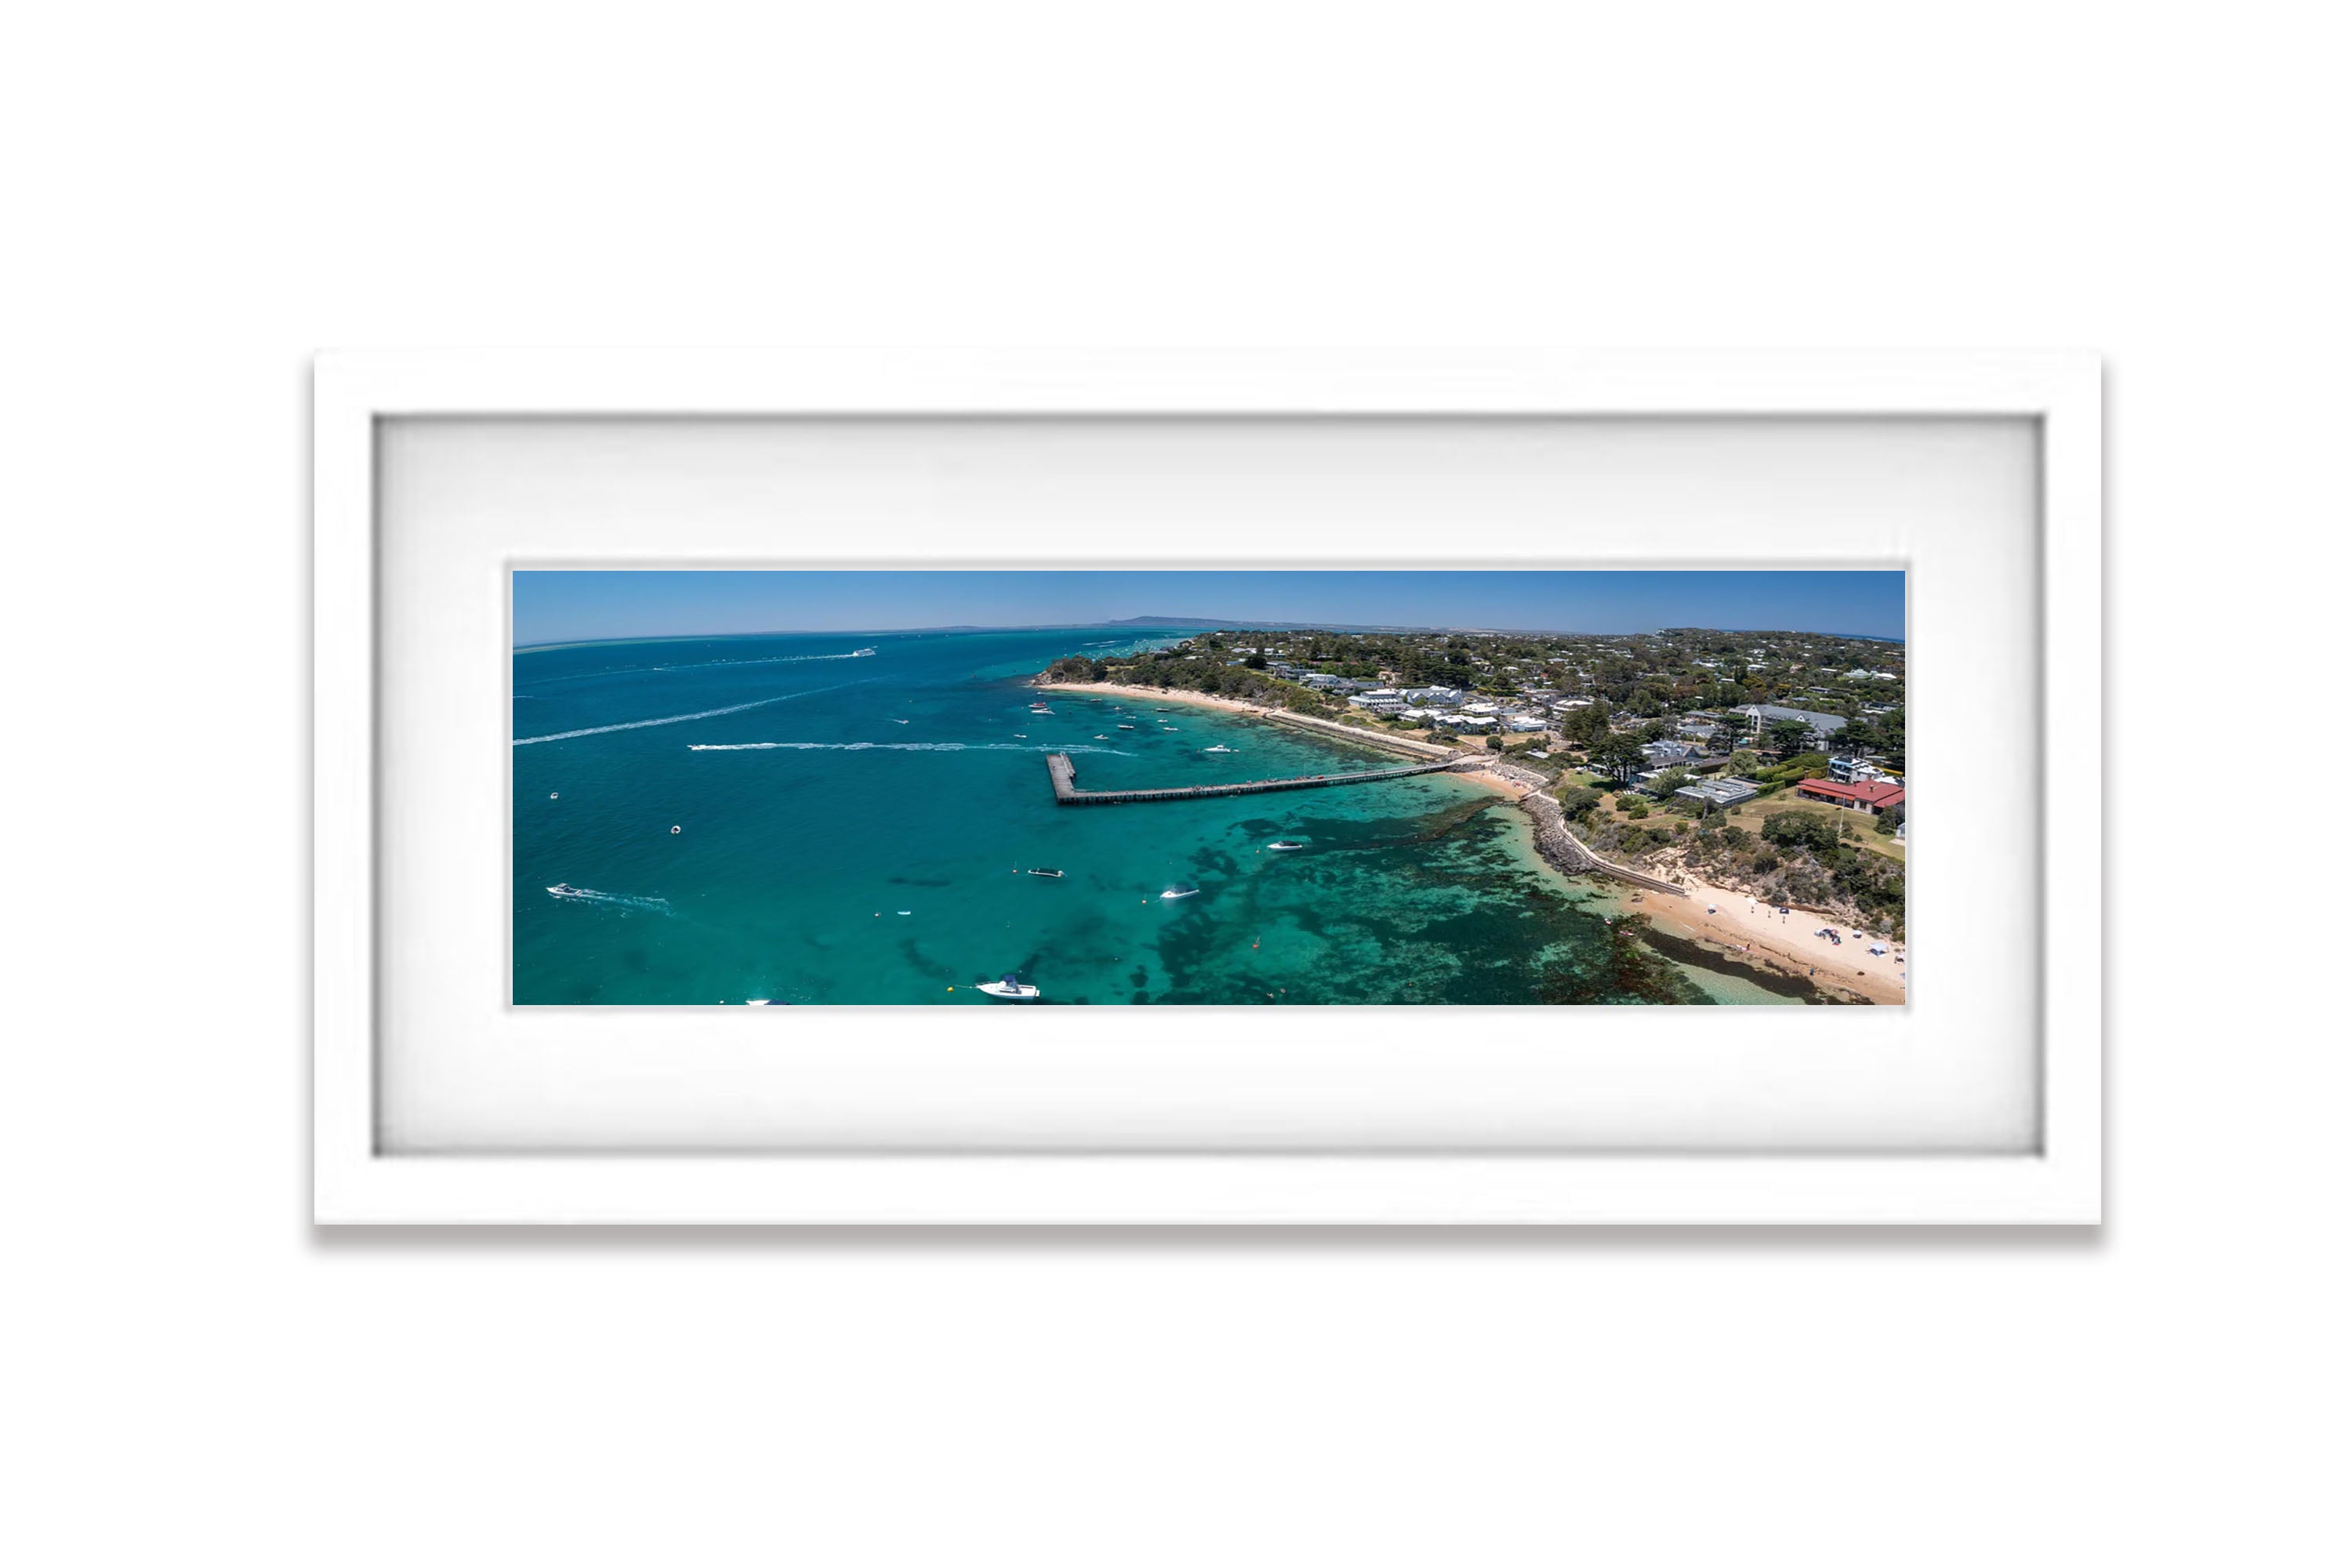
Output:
[[1501, 772, 1688, 898]]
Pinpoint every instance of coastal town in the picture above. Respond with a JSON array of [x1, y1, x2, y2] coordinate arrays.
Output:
[[1039, 624, 1908, 1002]]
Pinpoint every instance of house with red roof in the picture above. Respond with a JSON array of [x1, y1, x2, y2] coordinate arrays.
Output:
[[1793, 777, 1907, 815]]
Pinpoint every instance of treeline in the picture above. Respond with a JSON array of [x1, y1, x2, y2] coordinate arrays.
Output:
[[1041, 653, 1340, 715]]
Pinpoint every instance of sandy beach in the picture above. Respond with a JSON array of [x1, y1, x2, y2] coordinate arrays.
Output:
[[1619, 877, 1908, 1005], [1032, 681, 1464, 758]]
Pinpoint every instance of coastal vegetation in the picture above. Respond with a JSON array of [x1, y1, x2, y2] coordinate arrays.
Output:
[[1042, 652, 1341, 716], [1569, 796, 1906, 937]]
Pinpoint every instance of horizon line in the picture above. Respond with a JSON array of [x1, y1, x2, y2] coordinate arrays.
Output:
[[515, 619, 1907, 652]]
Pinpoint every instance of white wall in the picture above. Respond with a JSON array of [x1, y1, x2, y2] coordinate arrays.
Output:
[[2, 4, 2341, 1564]]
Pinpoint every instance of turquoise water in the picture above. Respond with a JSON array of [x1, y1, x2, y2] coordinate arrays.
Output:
[[511, 628, 1789, 1005]]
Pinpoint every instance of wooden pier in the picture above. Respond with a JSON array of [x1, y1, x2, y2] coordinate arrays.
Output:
[[1046, 752, 1473, 805]]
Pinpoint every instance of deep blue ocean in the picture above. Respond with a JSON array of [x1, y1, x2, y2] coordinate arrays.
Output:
[[511, 628, 1791, 1004]]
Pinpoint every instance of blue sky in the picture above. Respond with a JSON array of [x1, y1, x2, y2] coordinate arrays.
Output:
[[514, 569, 1904, 645]]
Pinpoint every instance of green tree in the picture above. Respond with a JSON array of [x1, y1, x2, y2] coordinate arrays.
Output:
[[1591, 731, 1645, 783], [1556, 785, 1605, 820], [1761, 811, 1840, 855]]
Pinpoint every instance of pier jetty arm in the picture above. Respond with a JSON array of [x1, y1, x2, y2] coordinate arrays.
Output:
[[1046, 752, 1474, 805]]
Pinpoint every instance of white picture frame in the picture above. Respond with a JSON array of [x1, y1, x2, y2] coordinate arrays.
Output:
[[314, 350, 2101, 1225]]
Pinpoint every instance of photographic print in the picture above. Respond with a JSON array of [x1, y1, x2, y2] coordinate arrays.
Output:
[[512, 569, 1907, 1006]]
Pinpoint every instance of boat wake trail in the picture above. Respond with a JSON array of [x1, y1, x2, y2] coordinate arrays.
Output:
[[514, 680, 877, 746], [519, 649, 878, 688], [688, 741, 1134, 755], [544, 884, 675, 915]]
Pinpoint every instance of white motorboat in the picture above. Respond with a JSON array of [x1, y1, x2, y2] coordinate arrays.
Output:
[[1203, 744, 1233, 753], [1267, 840, 1306, 851], [1026, 867, 1065, 879], [1160, 884, 1201, 900], [851, 648, 877, 656], [976, 973, 1041, 1001], [1116, 724, 1136, 730]]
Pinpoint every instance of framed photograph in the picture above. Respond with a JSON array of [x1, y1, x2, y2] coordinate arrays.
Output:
[[314, 350, 2100, 1224]]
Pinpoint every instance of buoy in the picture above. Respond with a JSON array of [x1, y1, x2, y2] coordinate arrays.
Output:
[[670, 825, 681, 835]]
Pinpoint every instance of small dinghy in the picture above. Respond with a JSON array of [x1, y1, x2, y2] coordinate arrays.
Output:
[[1026, 868, 1065, 879], [976, 973, 1041, 1001]]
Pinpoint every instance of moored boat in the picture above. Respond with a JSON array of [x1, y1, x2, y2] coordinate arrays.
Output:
[[1160, 884, 1200, 900], [976, 973, 1041, 1001]]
